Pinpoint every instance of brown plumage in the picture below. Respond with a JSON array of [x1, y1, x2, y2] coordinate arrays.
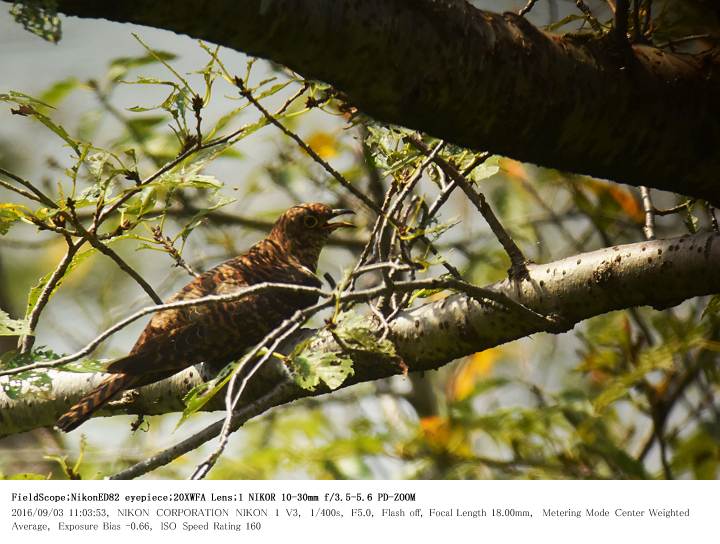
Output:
[[56, 203, 354, 432]]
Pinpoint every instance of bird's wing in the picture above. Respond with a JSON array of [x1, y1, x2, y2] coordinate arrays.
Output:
[[108, 317, 245, 375]]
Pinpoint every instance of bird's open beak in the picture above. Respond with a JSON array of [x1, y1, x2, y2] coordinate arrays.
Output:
[[325, 208, 355, 230]]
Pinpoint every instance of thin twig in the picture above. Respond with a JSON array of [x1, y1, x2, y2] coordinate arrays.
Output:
[[656, 34, 715, 49], [95, 100, 293, 225], [108, 381, 296, 480], [575, 1, 604, 32], [18, 237, 84, 353], [409, 137, 529, 278], [653, 200, 694, 216], [1, 282, 322, 377], [519, 177, 584, 251], [65, 204, 163, 304], [2, 274, 553, 378], [0, 178, 45, 204], [151, 225, 199, 278], [234, 78, 383, 217], [519, 0, 541, 17], [113, 270, 559, 479], [639, 186, 655, 240], [87, 237, 163, 303], [0, 167, 58, 209], [375, 140, 444, 311], [191, 317, 305, 479]]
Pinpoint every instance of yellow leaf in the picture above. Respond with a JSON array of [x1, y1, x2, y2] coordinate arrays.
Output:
[[447, 348, 499, 401], [306, 131, 337, 159], [419, 416, 472, 457], [608, 185, 644, 223], [579, 178, 644, 223]]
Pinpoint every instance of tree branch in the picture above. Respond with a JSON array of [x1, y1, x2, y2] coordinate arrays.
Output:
[[2, 232, 718, 442], [15, 0, 719, 204]]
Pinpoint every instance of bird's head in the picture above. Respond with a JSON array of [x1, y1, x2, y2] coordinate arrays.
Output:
[[268, 202, 355, 269]]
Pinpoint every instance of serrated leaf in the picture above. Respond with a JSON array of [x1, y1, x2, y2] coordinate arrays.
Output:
[[1, 93, 80, 154], [334, 311, 397, 359], [176, 194, 235, 242], [545, 13, 587, 32], [0, 347, 61, 399], [0, 203, 30, 235], [291, 351, 354, 392], [399, 218, 460, 242], [177, 359, 239, 428], [0, 91, 53, 109]]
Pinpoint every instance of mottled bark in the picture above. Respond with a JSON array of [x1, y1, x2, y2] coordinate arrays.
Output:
[[1, 231, 718, 437], [6, 0, 719, 203]]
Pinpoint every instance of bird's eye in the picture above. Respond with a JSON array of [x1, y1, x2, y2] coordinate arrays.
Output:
[[303, 215, 319, 228]]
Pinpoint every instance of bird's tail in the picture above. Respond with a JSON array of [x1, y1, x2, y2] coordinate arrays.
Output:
[[56, 373, 139, 432]]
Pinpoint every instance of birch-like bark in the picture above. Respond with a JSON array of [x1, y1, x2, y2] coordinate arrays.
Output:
[[5, 0, 718, 203], [1, 231, 718, 437]]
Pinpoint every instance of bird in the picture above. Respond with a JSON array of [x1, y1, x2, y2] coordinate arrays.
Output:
[[55, 202, 354, 432]]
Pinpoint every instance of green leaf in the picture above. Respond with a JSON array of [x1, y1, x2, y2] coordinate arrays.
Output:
[[334, 311, 397, 359], [58, 359, 107, 373], [9, 0, 61, 43], [0, 308, 30, 336], [468, 157, 501, 183], [0, 347, 60, 399], [0, 93, 80, 154], [592, 331, 706, 413], [407, 287, 446, 305], [680, 200, 700, 234], [2, 472, 49, 480], [108, 51, 178, 82], [24, 248, 96, 320], [672, 429, 719, 479], [125, 116, 167, 139], [0, 203, 29, 235], [545, 13, 587, 32], [291, 351, 354, 392], [39, 77, 81, 106], [177, 360, 239, 427], [175, 194, 235, 242], [399, 218, 460, 242], [119, 186, 157, 221]]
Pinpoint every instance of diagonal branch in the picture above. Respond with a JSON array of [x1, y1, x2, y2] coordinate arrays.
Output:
[[20, 0, 720, 204], [409, 136, 529, 277]]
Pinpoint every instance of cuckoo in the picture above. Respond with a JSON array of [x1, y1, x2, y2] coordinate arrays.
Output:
[[56, 202, 354, 432]]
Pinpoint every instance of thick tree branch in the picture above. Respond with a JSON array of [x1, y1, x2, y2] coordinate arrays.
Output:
[[1, 231, 718, 440], [9, 0, 719, 204]]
